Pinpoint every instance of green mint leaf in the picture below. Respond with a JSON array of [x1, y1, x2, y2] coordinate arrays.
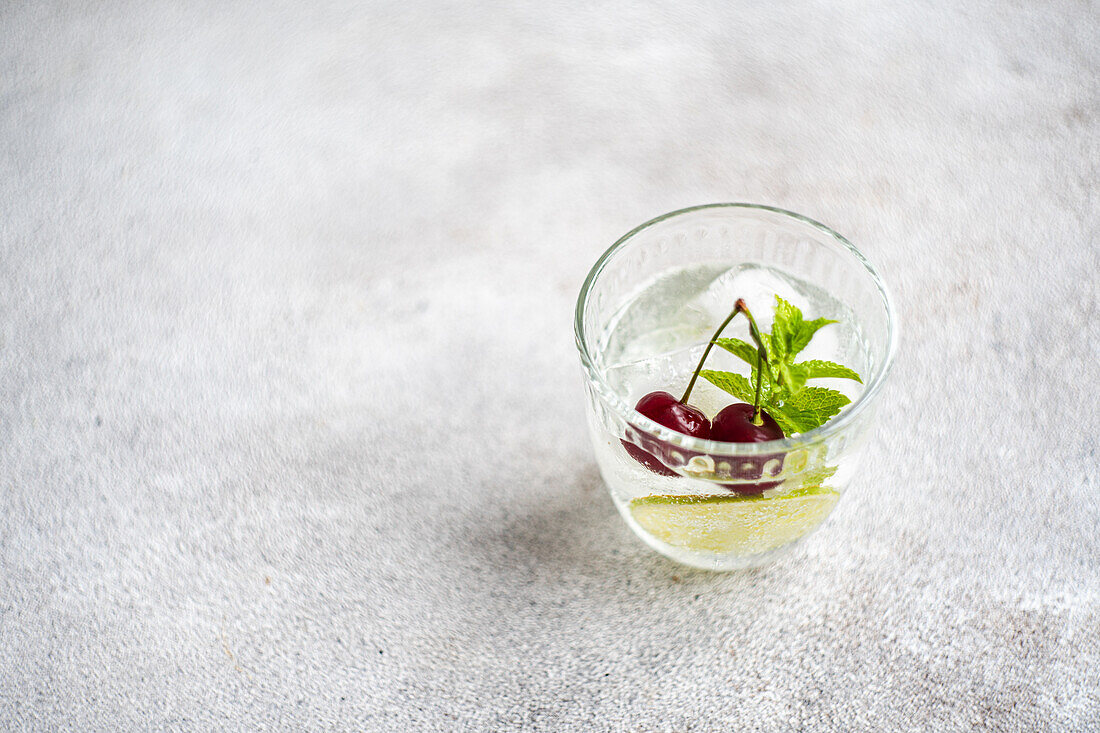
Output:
[[771, 296, 836, 358], [764, 407, 801, 437], [754, 365, 778, 402], [779, 363, 808, 394], [796, 359, 863, 384], [715, 338, 759, 368], [768, 296, 798, 360], [696, 297, 863, 437], [700, 370, 756, 404], [718, 337, 781, 400], [791, 317, 836, 356], [776, 387, 850, 433]]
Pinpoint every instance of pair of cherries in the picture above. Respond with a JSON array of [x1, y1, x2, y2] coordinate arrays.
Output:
[[634, 391, 782, 445], [624, 392, 783, 486], [621, 299, 785, 492]]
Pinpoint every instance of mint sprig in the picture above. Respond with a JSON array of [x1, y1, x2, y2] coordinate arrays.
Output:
[[702, 296, 862, 435]]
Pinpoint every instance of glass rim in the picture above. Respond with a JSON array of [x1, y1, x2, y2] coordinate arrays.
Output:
[[574, 202, 898, 456]]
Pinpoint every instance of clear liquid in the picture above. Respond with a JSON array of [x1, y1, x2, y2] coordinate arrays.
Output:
[[591, 262, 871, 569]]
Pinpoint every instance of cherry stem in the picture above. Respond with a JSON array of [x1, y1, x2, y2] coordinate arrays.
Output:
[[737, 303, 770, 426], [679, 301, 745, 405], [677, 298, 748, 403], [679, 298, 772, 428]]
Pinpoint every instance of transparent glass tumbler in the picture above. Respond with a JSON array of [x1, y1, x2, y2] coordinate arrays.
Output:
[[575, 204, 897, 570]]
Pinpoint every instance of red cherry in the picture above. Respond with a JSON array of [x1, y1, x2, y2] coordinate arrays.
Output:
[[710, 403, 784, 494], [621, 441, 679, 476], [622, 391, 710, 475], [710, 403, 783, 443], [636, 391, 710, 437]]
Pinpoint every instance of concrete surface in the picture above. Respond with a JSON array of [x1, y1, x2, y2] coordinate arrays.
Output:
[[2, 1, 1098, 729]]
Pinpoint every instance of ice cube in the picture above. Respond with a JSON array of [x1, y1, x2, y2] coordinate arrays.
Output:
[[682, 263, 813, 331]]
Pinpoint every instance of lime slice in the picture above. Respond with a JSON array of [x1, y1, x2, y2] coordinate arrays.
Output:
[[628, 486, 839, 555]]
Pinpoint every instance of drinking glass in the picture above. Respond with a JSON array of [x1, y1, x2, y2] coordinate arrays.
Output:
[[574, 204, 897, 570]]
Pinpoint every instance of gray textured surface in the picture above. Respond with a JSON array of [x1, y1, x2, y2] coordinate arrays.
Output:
[[2, 1, 1098, 730]]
